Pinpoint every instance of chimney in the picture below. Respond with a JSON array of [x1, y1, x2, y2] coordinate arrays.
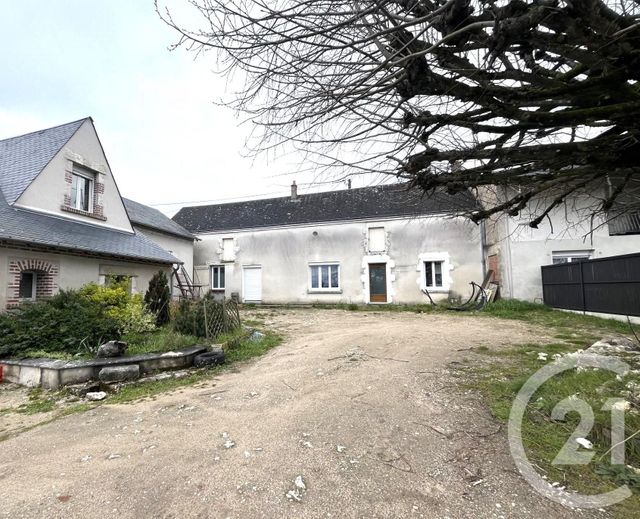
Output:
[[291, 180, 298, 200]]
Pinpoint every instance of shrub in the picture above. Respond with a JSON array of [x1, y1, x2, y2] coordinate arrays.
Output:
[[78, 283, 156, 335], [144, 271, 171, 326], [0, 290, 121, 358], [0, 283, 155, 358]]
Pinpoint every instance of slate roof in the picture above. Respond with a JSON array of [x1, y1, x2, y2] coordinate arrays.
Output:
[[0, 119, 179, 264], [0, 190, 179, 264], [123, 198, 194, 240], [0, 118, 86, 204], [172, 183, 478, 233]]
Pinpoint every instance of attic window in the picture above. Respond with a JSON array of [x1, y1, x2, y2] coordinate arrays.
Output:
[[71, 167, 95, 212]]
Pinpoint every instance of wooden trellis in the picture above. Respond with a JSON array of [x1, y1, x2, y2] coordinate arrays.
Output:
[[202, 298, 241, 339]]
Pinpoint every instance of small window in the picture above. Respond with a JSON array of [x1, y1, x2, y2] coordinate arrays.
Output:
[[425, 261, 443, 288], [309, 264, 340, 291], [211, 265, 226, 290], [70, 167, 94, 212], [19, 271, 36, 300], [552, 251, 592, 264], [222, 238, 235, 262], [368, 227, 385, 252]]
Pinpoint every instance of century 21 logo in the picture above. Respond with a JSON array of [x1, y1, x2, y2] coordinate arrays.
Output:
[[508, 354, 633, 509]]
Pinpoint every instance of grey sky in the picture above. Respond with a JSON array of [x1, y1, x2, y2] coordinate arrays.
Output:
[[0, 1, 356, 214]]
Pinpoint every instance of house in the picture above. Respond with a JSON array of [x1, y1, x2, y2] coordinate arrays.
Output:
[[483, 188, 640, 302], [172, 182, 484, 304], [0, 117, 194, 309], [122, 198, 196, 296]]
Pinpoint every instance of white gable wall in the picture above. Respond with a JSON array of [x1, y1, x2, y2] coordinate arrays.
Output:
[[193, 216, 483, 305], [14, 119, 133, 232], [484, 193, 640, 301]]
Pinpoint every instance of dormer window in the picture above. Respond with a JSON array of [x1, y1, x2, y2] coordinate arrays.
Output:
[[71, 167, 94, 212]]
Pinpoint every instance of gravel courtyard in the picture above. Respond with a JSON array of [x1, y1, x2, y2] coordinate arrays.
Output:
[[0, 309, 607, 518]]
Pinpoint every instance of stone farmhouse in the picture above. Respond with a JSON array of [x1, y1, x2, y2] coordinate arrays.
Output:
[[172, 183, 484, 305]]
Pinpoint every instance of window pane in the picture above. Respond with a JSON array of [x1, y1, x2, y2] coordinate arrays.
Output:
[[330, 265, 339, 288], [19, 272, 34, 299], [311, 266, 319, 288], [71, 176, 78, 208], [321, 265, 329, 288], [434, 262, 443, 287], [552, 257, 568, 264], [219, 266, 225, 288], [212, 268, 219, 288], [425, 262, 433, 287]]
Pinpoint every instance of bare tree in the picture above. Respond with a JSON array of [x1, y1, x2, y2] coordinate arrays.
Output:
[[158, 0, 640, 226]]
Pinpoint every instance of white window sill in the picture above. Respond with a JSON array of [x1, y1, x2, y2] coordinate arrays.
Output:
[[308, 289, 342, 294], [210, 288, 225, 292], [424, 287, 449, 293]]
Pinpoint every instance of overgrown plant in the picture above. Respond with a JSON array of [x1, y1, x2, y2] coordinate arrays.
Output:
[[144, 270, 171, 326], [0, 283, 155, 358]]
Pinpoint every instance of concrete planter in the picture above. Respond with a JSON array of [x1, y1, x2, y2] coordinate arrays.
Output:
[[0, 346, 207, 390]]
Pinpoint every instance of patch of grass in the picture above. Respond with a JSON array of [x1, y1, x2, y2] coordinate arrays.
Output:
[[122, 328, 201, 356], [464, 311, 640, 517], [482, 299, 630, 337], [109, 330, 282, 405], [310, 302, 440, 313], [15, 388, 56, 415]]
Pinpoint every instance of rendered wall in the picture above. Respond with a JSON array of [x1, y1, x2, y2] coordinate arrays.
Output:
[[15, 119, 133, 233], [484, 194, 640, 301], [0, 246, 171, 309], [193, 216, 484, 305]]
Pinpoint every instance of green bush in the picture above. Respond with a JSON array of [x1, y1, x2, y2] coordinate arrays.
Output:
[[0, 283, 155, 358], [79, 283, 155, 335], [144, 271, 171, 326], [173, 298, 208, 338], [0, 291, 120, 357]]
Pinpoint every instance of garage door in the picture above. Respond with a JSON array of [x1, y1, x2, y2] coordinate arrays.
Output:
[[242, 266, 262, 302]]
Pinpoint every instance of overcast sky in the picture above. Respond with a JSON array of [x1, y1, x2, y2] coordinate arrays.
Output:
[[0, 1, 362, 215]]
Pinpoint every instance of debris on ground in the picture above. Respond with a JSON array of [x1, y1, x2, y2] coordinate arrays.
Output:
[[85, 391, 107, 401], [585, 336, 640, 355], [576, 437, 593, 450], [222, 432, 236, 449], [285, 475, 307, 502]]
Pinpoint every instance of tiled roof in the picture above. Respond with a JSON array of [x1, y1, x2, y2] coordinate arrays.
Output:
[[0, 189, 179, 264], [123, 198, 194, 240], [0, 118, 86, 204], [173, 183, 478, 233]]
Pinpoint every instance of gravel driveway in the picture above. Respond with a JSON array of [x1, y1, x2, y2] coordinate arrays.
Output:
[[0, 309, 606, 518]]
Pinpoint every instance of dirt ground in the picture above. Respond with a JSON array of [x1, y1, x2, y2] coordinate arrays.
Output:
[[0, 309, 608, 518]]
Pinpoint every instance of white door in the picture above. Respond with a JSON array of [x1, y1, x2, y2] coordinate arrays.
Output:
[[242, 266, 262, 302]]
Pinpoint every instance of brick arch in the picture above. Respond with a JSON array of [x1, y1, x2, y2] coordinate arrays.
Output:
[[6, 258, 59, 308]]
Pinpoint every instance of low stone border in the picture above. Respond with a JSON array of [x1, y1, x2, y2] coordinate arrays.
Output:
[[0, 346, 207, 390]]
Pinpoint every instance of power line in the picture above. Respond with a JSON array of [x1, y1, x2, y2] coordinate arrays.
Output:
[[149, 190, 285, 207]]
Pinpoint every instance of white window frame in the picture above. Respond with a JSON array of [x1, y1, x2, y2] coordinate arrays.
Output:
[[71, 167, 95, 212], [210, 265, 226, 291], [18, 271, 37, 300], [417, 252, 452, 293], [551, 250, 593, 264], [308, 262, 341, 292]]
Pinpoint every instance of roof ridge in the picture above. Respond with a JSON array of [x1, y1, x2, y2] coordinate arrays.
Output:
[[0, 117, 91, 145], [179, 182, 409, 211]]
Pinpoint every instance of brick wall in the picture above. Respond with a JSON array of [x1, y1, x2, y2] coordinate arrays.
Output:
[[6, 258, 60, 308]]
